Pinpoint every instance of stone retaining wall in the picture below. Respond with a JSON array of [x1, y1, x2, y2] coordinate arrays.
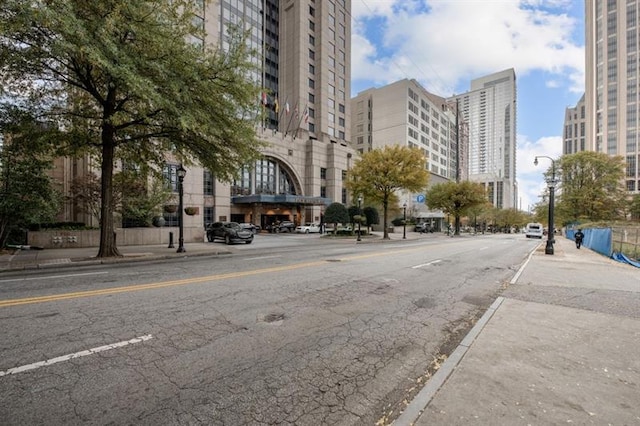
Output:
[[27, 227, 205, 249]]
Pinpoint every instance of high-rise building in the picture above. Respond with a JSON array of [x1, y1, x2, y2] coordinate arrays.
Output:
[[585, 0, 639, 193], [351, 78, 467, 222], [452, 69, 518, 209], [563, 94, 587, 155], [50, 0, 356, 240]]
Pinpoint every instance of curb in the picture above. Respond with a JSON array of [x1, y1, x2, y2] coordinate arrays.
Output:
[[393, 297, 506, 426]]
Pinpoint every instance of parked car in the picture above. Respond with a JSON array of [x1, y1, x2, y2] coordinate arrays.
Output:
[[525, 222, 544, 239], [239, 223, 261, 234], [415, 223, 434, 233], [274, 221, 296, 233], [295, 223, 321, 234], [206, 222, 254, 244]]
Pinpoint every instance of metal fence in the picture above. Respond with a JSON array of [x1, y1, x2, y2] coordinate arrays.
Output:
[[611, 227, 640, 261]]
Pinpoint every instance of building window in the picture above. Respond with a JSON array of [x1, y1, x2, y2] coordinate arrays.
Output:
[[339, 117, 345, 127], [309, 20, 315, 31], [320, 167, 327, 179], [309, 6, 315, 17], [309, 107, 315, 119], [339, 104, 345, 113], [309, 49, 315, 60], [320, 186, 326, 198], [341, 188, 347, 204], [309, 63, 315, 74], [162, 163, 180, 192], [204, 206, 214, 225], [308, 93, 315, 103], [308, 78, 315, 89], [203, 170, 213, 195], [309, 35, 315, 46]]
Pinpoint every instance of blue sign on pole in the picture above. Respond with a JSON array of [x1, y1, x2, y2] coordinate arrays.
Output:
[[416, 194, 425, 203]]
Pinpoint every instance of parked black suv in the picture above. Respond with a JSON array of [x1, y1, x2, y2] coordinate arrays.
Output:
[[275, 221, 296, 233], [206, 222, 254, 244]]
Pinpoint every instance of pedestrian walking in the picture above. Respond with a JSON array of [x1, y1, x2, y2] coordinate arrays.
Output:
[[574, 229, 584, 249]]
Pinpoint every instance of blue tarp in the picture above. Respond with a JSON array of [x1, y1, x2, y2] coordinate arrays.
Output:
[[565, 227, 612, 257], [612, 251, 640, 268]]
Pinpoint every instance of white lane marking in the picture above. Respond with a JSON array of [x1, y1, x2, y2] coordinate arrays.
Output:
[[0, 271, 109, 284], [412, 259, 442, 269], [0, 334, 153, 377], [479, 247, 489, 250]]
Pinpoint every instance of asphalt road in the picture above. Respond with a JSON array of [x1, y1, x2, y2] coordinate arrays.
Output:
[[0, 233, 535, 425]]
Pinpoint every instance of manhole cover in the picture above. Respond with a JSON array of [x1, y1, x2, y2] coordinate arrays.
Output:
[[263, 313, 286, 323]]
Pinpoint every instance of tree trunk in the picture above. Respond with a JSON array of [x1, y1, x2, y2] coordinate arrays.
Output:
[[96, 122, 122, 258], [382, 195, 389, 240]]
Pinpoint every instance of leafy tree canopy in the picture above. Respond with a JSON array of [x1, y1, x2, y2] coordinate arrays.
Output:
[[0, 108, 61, 247], [426, 181, 487, 234], [346, 145, 429, 238], [0, 0, 264, 256], [324, 202, 350, 227], [556, 151, 626, 222]]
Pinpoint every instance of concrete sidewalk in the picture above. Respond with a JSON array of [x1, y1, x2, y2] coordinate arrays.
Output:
[[0, 229, 428, 272], [396, 236, 640, 425]]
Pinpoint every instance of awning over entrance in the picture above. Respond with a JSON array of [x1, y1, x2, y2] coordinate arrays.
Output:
[[231, 194, 332, 206]]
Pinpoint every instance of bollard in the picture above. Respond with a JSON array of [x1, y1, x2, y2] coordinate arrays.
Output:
[[168, 231, 175, 248]]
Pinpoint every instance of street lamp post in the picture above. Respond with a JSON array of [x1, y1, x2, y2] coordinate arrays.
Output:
[[176, 164, 187, 253], [402, 201, 407, 240], [534, 156, 556, 255], [357, 195, 362, 242]]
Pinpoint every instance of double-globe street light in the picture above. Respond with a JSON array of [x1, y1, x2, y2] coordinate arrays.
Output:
[[177, 164, 187, 253], [534, 156, 556, 255]]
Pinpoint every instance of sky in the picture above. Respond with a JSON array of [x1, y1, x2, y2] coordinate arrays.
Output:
[[349, 0, 585, 212]]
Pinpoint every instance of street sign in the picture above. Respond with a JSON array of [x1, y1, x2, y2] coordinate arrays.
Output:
[[416, 194, 425, 203]]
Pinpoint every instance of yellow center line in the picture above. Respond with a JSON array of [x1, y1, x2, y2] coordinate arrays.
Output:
[[0, 245, 433, 308]]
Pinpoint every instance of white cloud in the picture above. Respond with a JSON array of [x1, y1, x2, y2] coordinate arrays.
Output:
[[516, 134, 563, 210], [351, 0, 584, 96]]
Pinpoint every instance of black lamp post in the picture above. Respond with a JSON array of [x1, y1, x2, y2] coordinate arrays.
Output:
[[534, 156, 556, 255], [357, 195, 362, 242], [402, 201, 407, 239], [176, 164, 187, 253]]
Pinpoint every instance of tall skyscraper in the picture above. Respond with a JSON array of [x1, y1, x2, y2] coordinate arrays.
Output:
[[350, 78, 466, 224], [50, 0, 356, 236], [585, 0, 639, 193], [453, 69, 518, 209], [563, 94, 586, 155]]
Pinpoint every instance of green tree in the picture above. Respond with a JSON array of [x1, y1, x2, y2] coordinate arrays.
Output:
[[630, 194, 640, 221], [494, 208, 528, 233], [0, 109, 61, 247], [363, 206, 380, 229], [346, 145, 429, 239], [324, 202, 349, 233], [426, 181, 487, 235], [1, 1, 264, 257], [556, 151, 626, 222]]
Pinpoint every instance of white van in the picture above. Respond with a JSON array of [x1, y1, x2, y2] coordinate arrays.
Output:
[[525, 223, 544, 239]]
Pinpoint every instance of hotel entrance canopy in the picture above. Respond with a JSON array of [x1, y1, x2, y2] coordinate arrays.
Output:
[[231, 194, 332, 206]]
